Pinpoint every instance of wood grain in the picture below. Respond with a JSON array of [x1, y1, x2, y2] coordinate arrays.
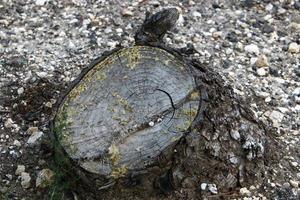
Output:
[[54, 46, 200, 179]]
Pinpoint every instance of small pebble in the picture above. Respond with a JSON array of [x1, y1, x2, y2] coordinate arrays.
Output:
[[192, 11, 201, 18], [13, 140, 21, 147], [35, 0, 46, 6], [200, 183, 207, 190], [257, 68, 267, 76], [27, 131, 43, 145], [20, 172, 31, 189], [240, 187, 251, 196], [148, 121, 154, 127], [255, 55, 269, 68], [15, 165, 25, 175], [4, 118, 14, 129], [288, 42, 300, 53], [289, 180, 299, 188], [282, 182, 290, 189], [17, 87, 24, 95], [208, 184, 218, 194], [122, 9, 133, 17], [245, 44, 260, 55]]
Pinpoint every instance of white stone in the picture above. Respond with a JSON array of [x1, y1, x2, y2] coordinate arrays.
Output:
[[292, 88, 300, 96], [245, 44, 260, 55], [36, 71, 47, 78], [104, 27, 112, 34], [249, 185, 256, 190], [13, 140, 21, 147], [288, 42, 300, 53], [269, 110, 284, 125], [116, 28, 123, 33], [212, 31, 222, 39], [265, 97, 272, 103], [270, 182, 275, 187], [177, 14, 184, 26], [208, 184, 218, 194], [240, 187, 251, 196], [15, 165, 25, 175], [45, 101, 52, 108], [265, 4, 273, 11], [17, 87, 24, 95], [235, 42, 244, 51], [148, 121, 154, 127], [257, 68, 267, 76], [4, 118, 14, 129], [122, 9, 133, 17], [20, 172, 31, 189], [230, 130, 240, 140], [229, 155, 239, 165], [192, 11, 201, 18], [289, 180, 299, 188], [290, 161, 298, 167], [250, 57, 257, 66], [36, 0, 47, 6], [200, 183, 207, 190], [107, 41, 117, 48], [27, 131, 43, 145]]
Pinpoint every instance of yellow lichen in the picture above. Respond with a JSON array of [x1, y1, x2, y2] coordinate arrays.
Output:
[[68, 82, 87, 100], [110, 165, 128, 178], [181, 108, 198, 119], [112, 92, 133, 112], [190, 91, 200, 100], [175, 120, 192, 132], [108, 144, 120, 165], [111, 115, 129, 126], [96, 71, 107, 81]]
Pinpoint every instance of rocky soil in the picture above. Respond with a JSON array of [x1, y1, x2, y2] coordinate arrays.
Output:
[[0, 0, 299, 199]]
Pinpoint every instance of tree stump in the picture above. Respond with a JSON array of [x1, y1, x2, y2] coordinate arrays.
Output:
[[52, 8, 276, 199], [52, 45, 274, 199]]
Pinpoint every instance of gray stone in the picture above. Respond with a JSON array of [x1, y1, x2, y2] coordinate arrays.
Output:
[[27, 131, 43, 145], [15, 165, 26, 175], [20, 172, 31, 189], [288, 42, 300, 53], [4, 118, 14, 129]]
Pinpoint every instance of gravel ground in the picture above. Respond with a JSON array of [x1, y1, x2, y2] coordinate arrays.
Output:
[[0, 0, 299, 199]]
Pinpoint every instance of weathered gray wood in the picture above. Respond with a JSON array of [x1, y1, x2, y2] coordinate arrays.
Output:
[[55, 46, 200, 180]]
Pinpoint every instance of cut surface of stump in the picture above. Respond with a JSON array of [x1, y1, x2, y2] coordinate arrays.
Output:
[[54, 46, 200, 179]]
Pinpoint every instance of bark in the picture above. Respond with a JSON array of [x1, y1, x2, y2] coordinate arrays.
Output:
[[51, 45, 275, 199]]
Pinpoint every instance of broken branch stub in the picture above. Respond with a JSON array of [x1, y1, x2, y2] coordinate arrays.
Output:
[[54, 46, 201, 183]]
